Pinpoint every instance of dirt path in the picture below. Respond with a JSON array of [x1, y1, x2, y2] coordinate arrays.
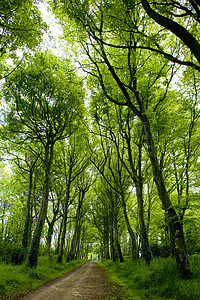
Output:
[[18, 262, 126, 300]]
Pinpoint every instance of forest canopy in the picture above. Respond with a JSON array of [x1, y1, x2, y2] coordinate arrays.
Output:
[[0, 0, 200, 282]]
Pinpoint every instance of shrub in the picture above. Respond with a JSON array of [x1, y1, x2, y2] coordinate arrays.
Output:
[[99, 255, 200, 299], [0, 255, 87, 299], [0, 242, 25, 265], [150, 242, 171, 258]]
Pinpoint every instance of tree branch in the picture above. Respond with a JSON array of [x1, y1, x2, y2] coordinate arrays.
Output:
[[141, 0, 200, 65]]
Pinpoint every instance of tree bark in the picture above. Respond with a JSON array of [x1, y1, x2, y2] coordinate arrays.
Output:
[[27, 143, 53, 268], [22, 155, 39, 252], [56, 218, 63, 254], [22, 170, 33, 251], [103, 215, 110, 259], [57, 188, 70, 263], [113, 200, 124, 262], [110, 218, 115, 261], [46, 218, 56, 256], [57, 161, 73, 263], [66, 191, 84, 262], [124, 123, 152, 264], [134, 180, 152, 264], [121, 192, 137, 261], [142, 113, 192, 278]]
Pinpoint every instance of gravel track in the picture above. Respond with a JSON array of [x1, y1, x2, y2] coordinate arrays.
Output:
[[18, 262, 125, 300]]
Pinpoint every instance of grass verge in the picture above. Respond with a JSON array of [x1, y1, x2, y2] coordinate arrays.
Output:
[[0, 256, 87, 299], [98, 254, 200, 299]]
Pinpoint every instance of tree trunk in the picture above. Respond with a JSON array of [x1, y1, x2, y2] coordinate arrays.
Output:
[[46, 219, 55, 256], [135, 180, 152, 264], [75, 222, 82, 259], [66, 227, 77, 262], [121, 192, 137, 261], [104, 216, 110, 259], [57, 164, 72, 263], [56, 218, 63, 254], [110, 218, 115, 261], [0, 203, 6, 240], [113, 203, 124, 262], [22, 169, 33, 251], [57, 196, 69, 263], [27, 143, 53, 268], [22, 155, 39, 252], [125, 125, 152, 264], [142, 113, 192, 278], [66, 192, 84, 262]]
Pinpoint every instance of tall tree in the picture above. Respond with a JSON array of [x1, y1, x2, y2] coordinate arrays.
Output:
[[2, 51, 85, 267], [66, 171, 94, 261], [51, 0, 193, 278], [57, 132, 89, 263]]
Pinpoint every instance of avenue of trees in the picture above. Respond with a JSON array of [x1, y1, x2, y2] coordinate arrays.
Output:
[[0, 0, 200, 280]]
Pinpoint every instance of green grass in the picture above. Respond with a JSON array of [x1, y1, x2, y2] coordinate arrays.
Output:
[[98, 254, 200, 300], [0, 255, 87, 299]]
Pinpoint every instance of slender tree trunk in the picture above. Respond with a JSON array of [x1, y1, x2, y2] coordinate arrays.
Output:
[[57, 164, 72, 263], [142, 114, 191, 278], [46, 219, 56, 256], [66, 226, 77, 262], [75, 222, 82, 259], [113, 202, 124, 262], [104, 216, 110, 259], [146, 182, 152, 233], [22, 155, 39, 252], [110, 218, 115, 261], [32, 175, 38, 223], [57, 194, 69, 263], [135, 180, 152, 264], [121, 193, 137, 261], [27, 143, 53, 268], [66, 192, 84, 262], [0, 203, 6, 240], [56, 218, 63, 254], [22, 169, 33, 251], [125, 126, 152, 264]]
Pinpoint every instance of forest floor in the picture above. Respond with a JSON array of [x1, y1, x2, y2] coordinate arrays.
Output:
[[18, 261, 127, 300]]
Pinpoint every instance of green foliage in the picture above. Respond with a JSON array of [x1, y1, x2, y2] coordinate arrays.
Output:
[[0, 0, 46, 52], [0, 242, 25, 265], [0, 0, 47, 79], [0, 256, 86, 299], [2, 50, 85, 144], [150, 242, 171, 258], [99, 255, 200, 299], [0, 0, 200, 288]]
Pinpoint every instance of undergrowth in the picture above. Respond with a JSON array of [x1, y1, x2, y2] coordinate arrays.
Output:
[[0, 255, 86, 299], [99, 254, 200, 300]]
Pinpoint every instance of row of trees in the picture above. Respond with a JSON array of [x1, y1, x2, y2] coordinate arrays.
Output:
[[0, 0, 199, 280]]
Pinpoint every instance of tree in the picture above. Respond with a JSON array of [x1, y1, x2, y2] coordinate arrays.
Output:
[[45, 171, 64, 256], [0, 0, 47, 79], [21, 153, 40, 252], [51, 0, 193, 278], [89, 99, 146, 262], [0, 140, 42, 253], [66, 171, 94, 261], [56, 132, 89, 263], [2, 51, 85, 267]]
